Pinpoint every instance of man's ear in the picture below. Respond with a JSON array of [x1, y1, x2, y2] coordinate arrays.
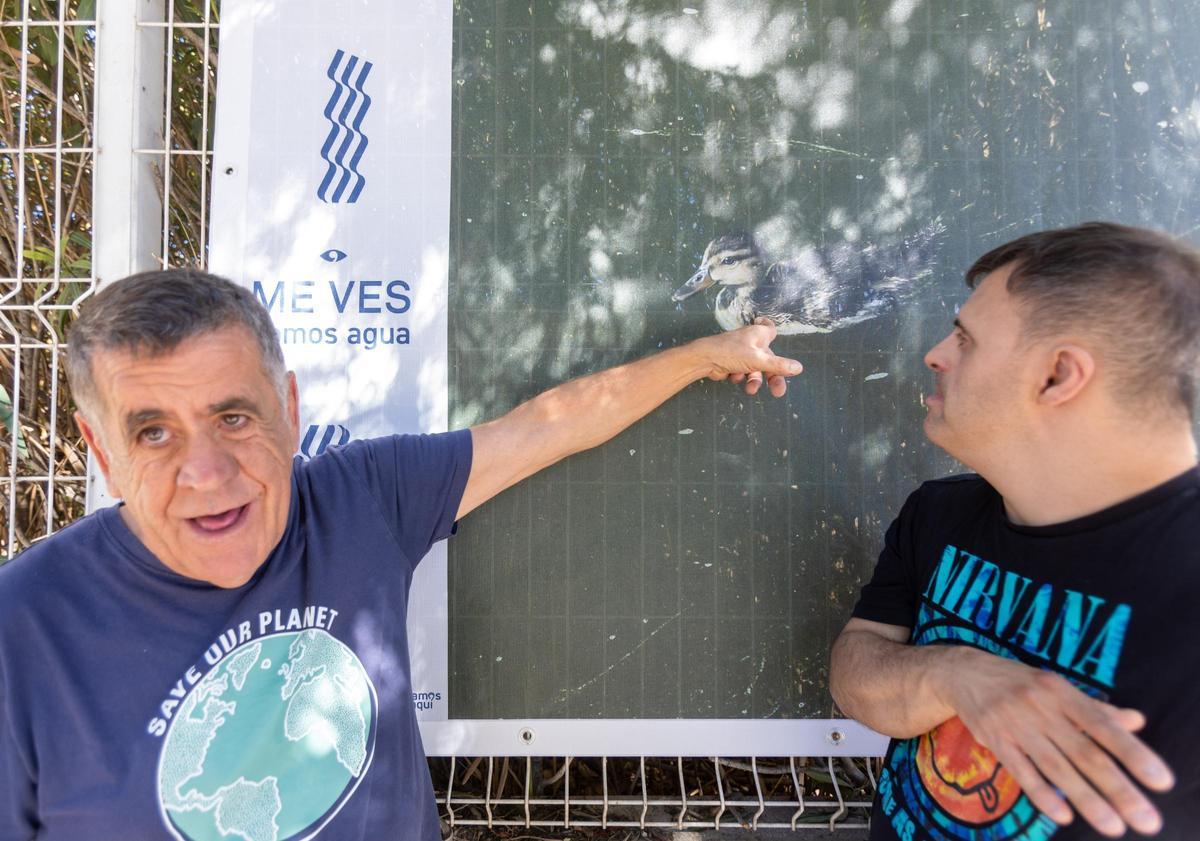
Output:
[[286, 371, 300, 448], [1036, 344, 1096, 407], [75, 410, 122, 499]]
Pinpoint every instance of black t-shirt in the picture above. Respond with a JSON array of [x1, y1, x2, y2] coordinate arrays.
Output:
[[851, 469, 1200, 841]]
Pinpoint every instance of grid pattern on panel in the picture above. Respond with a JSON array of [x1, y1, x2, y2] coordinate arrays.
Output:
[[444, 0, 968, 722], [445, 0, 1200, 723]]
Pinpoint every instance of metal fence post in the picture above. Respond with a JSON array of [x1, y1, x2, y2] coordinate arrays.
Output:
[[90, 0, 167, 512]]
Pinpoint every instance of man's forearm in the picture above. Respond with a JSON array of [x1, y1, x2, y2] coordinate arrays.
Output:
[[829, 628, 961, 739], [466, 344, 712, 506], [508, 344, 707, 461], [458, 324, 801, 519]]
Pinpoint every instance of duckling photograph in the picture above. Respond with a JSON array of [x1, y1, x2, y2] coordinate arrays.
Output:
[[672, 221, 946, 334]]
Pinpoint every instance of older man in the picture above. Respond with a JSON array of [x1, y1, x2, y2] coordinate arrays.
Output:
[[0, 269, 801, 839], [831, 223, 1199, 840]]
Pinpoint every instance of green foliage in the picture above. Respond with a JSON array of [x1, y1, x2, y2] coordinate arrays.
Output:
[[22, 230, 92, 274], [0, 385, 29, 462]]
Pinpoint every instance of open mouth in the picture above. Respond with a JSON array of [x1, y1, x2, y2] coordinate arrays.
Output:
[[188, 504, 249, 535]]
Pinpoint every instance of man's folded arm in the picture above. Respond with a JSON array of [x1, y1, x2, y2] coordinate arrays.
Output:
[[830, 617, 960, 739], [831, 617, 1176, 837]]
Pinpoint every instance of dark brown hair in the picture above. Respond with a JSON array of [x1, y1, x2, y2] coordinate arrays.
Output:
[[966, 221, 1200, 417], [66, 269, 286, 417]]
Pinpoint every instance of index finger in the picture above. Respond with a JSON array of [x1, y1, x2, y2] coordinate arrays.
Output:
[[751, 316, 778, 340], [748, 319, 801, 376], [760, 353, 803, 377]]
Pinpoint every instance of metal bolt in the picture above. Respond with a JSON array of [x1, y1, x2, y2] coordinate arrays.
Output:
[[518, 727, 535, 745], [827, 729, 845, 746]]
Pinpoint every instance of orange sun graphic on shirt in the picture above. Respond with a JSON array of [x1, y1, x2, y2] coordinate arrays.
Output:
[[915, 716, 1022, 824]]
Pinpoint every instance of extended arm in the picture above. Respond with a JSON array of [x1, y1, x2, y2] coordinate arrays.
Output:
[[457, 322, 801, 519], [831, 618, 1175, 837]]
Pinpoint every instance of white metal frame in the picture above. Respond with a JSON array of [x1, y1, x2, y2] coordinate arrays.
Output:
[[89, 0, 170, 510], [420, 718, 886, 758]]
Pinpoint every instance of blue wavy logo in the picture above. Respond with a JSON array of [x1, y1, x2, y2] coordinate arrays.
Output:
[[318, 49, 373, 203], [300, 424, 351, 460]]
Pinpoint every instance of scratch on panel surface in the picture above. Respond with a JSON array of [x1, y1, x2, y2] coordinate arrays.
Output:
[[744, 655, 767, 696], [555, 609, 685, 704]]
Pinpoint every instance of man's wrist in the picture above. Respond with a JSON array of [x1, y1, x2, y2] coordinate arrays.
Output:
[[669, 337, 718, 382], [920, 644, 972, 721]]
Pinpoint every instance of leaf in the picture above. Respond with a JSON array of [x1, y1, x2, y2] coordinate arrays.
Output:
[[0, 385, 30, 461], [73, 1, 97, 49], [24, 235, 91, 272], [188, 116, 205, 148], [22, 246, 55, 264], [58, 280, 91, 308], [30, 31, 57, 73]]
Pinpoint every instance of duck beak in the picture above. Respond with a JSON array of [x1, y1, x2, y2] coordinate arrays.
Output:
[[672, 265, 715, 301]]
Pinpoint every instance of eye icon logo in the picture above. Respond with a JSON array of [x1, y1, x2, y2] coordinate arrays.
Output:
[[320, 249, 347, 263], [300, 424, 350, 460]]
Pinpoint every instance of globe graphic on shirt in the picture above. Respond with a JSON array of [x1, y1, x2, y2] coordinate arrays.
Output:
[[157, 629, 377, 841]]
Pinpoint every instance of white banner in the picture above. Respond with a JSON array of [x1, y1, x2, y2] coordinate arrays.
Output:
[[209, 0, 453, 720]]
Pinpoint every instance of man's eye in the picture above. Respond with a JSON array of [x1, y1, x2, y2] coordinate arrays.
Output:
[[139, 427, 168, 445], [221, 414, 249, 429]]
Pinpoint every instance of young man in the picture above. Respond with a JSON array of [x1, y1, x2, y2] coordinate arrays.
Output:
[[831, 222, 1199, 840], [0, 269, 801, 839]]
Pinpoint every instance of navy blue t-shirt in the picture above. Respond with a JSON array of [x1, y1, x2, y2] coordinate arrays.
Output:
[[0, 430, 471, 840]]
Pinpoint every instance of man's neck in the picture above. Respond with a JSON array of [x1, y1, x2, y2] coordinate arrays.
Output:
[[985, 427, 1197, 527]]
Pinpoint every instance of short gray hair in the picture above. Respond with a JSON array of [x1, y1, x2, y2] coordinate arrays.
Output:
[[66, 268, 286, 417]]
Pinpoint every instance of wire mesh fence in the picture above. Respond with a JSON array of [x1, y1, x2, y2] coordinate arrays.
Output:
[[432, 756, 876, 834], [1, 0, 97, 558], [0, 0, 880, 831]]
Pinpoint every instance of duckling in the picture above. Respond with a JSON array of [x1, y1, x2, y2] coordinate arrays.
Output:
[[672, 222, 945, 333]]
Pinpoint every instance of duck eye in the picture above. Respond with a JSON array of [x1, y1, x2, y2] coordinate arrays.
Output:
[[721, 256, 736, 265], [320, 249, 348, 263]]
